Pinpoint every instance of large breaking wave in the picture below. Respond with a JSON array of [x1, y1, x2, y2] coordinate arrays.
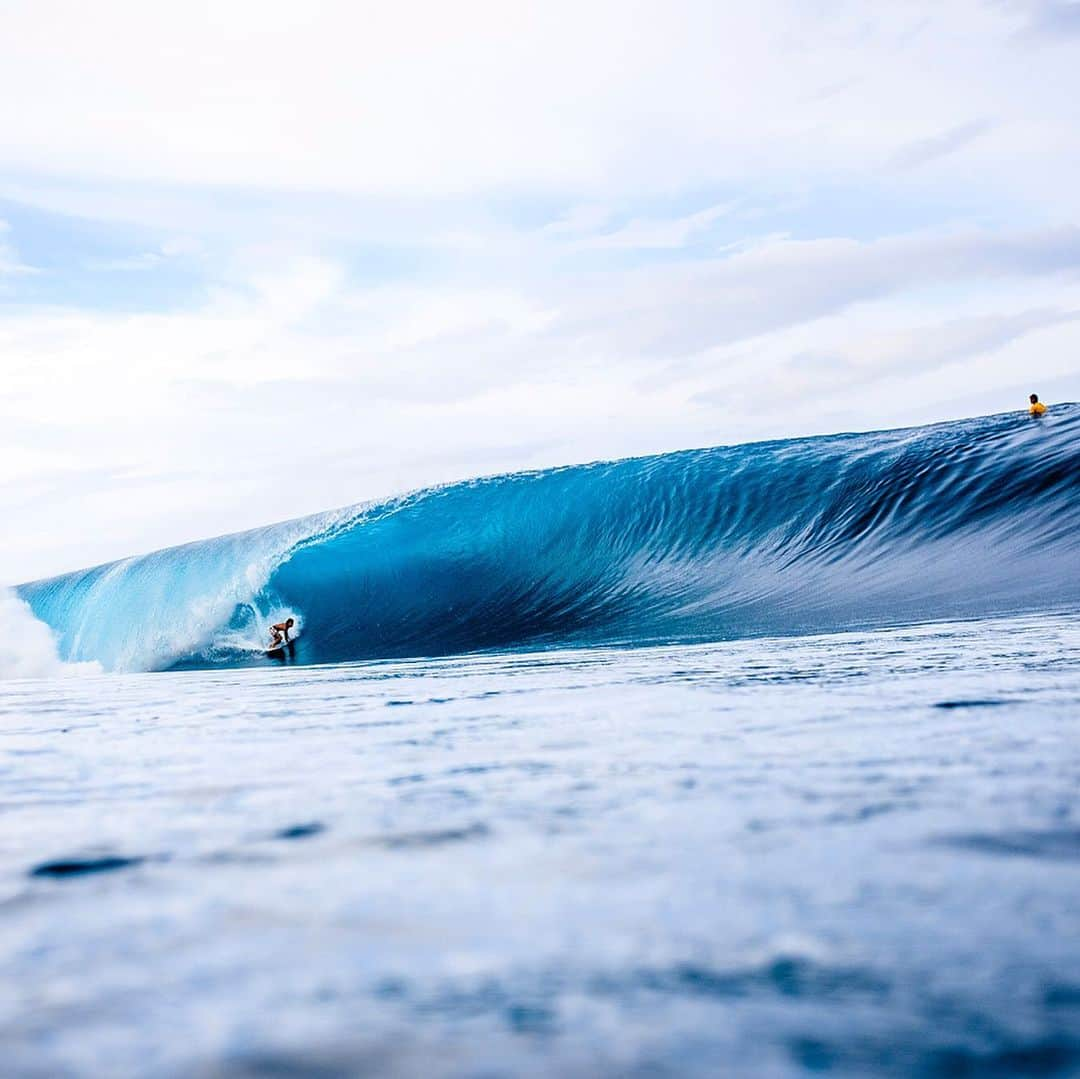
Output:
[[16, 406, 1080, 673]]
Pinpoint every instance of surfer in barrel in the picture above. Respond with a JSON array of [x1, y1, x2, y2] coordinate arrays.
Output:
[[269, 618, 295, 649]]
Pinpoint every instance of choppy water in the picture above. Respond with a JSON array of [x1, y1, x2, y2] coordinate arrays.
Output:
[[3, 611, 1079, 1077]]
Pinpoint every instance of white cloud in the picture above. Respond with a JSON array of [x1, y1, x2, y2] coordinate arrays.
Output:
[[549, 203, 737, 250], [85, 238, 201, 272], [0, 220, 35, 277], [86, 252, 165, 272], [888, 118, 996, 171], [545, 226, 1080, 359], [0, 1, 1076, 207], [996, 0, 1080, 37], [778, 307, 1080, 391]]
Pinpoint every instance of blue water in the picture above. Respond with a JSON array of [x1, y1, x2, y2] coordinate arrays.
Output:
[[17, 406, 1080, 673], [4, 410, 1079, 1076]]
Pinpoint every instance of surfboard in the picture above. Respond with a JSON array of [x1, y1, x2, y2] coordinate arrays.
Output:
[[266, 636, 296, 656]]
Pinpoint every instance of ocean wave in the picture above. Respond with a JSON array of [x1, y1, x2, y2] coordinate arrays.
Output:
[[17, 406, 1080, 672]]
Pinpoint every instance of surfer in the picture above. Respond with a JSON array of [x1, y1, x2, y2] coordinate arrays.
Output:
[[269, 618, 294, 648], [1029, 393, 1047, 417]]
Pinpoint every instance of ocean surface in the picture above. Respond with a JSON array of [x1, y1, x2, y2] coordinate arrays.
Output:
[[3, 614, 1080, 1077], [3, 408, 1079, 1076]]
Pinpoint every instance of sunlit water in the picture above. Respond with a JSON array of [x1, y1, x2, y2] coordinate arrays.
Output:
[[2, 612, 1079, 1077]]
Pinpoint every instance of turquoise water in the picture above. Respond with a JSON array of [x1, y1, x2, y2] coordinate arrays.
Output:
[[2, 611, 1079, 1076], [17, 407, 1080, 674]]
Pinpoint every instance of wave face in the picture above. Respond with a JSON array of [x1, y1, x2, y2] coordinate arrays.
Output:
[[17, 406, 1080, 672]]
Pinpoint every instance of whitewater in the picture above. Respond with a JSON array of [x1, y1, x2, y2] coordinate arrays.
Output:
[[3, 408, 1079, 1077]]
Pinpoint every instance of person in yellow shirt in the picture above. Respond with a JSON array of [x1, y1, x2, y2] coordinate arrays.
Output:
[[1029, 393, 1047, 416]]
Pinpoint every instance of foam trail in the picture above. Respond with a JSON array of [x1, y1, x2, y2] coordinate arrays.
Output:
[[0, 590, 102, 680]]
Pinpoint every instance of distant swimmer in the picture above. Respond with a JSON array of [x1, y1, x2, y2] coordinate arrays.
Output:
[[1029, 393, 1047, 417], [269, 618, 295, 648]]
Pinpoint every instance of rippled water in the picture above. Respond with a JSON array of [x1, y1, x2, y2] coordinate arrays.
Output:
[[2, 612, 1080, 1076]]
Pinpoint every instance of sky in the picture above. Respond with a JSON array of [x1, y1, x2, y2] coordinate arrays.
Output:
[[2, 0, 1079, 583]]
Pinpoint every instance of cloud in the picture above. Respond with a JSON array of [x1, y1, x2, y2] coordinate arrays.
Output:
[[0, 220, 35, 276], [888, 118, 996, 171], [85, 235, 203, 272], [777, 307, 1080, 390], [995, 0, 1080, 37], [0, 0, 1070, 205], [546, 226, 1080, 360], [86, 252, 166, 272], [542, 206, 613, 237], [550, 203, 737, 251]]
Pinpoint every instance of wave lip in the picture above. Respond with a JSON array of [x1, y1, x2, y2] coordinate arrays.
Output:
[[17, 406, 1080, 672]]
